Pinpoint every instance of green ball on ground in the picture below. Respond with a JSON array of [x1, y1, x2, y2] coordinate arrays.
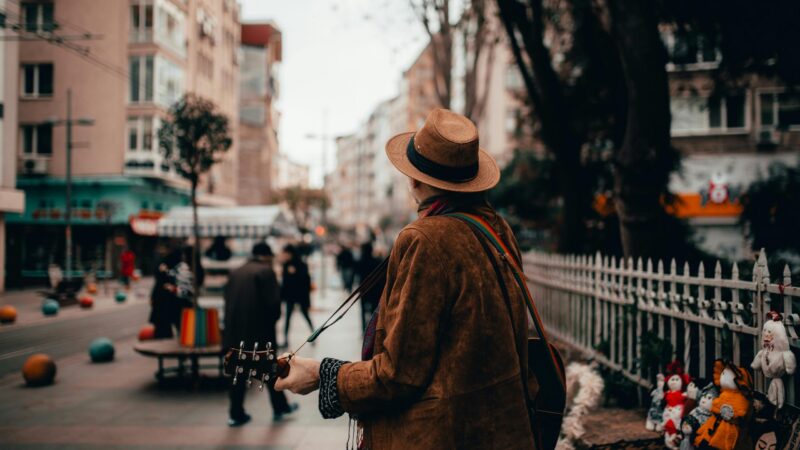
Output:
[[41, 299, 59, 316], [114, 291, 127, 303], [88, 338, 115, 363]]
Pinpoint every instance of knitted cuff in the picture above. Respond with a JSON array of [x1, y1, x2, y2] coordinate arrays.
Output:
[[319, 357, 347, 419]]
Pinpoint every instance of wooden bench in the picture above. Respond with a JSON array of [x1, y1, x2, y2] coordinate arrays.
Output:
[[134, 339, 225, 383]]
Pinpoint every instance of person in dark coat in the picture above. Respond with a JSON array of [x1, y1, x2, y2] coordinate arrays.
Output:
[[149, 248, 183, 338], [280, 244, 314, 348], [205, 236, 233, 261], [355, 241, 382, 332], [224, 242, 296, 426], [336, 244, 356, 293]]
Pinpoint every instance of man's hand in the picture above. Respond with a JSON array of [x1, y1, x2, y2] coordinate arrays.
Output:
[[274, 354, 321, 395]]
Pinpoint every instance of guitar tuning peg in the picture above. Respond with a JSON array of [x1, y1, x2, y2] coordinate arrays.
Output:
[[259, 373, 266, 391], [233, 365, 243, 385], [246, 378, 252, 388], [253, 342, 260, 361], [238, 341, 246, 360]]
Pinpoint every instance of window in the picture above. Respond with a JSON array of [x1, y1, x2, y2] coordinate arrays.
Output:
[[154, 3, 186, 56], [21, 63, 54, 97], [664, 30, 719, 67], [129, 55, 154, 103], [21, 124, 53, 156], [22, 2, 54, 33], [670, 94, 747, 134], [156, 56, 183, 106], [759, 92, 800, 129], [130, 2, 154, 42], [127, 116, 157, 152]]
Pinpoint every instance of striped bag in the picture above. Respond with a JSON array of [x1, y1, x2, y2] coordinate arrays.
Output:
[[179, 307, 221, 347]]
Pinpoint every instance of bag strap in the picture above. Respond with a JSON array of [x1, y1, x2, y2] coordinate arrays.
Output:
[[460, 221, 529, 381], [447, 213, 564, 390]]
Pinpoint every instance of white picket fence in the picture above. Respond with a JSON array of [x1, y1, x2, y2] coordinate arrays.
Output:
[[523, 249, 800, 407]]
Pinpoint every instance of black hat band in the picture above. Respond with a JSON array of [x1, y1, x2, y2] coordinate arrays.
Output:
[[406, 135, 479, 183]]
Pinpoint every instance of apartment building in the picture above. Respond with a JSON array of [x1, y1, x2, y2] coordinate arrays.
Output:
[[238, 22, 281, 205], [663, 31, 800, 260], [0, 0, 26, 291], [273, 153, 309, 191], [7, 0, 240, 286]]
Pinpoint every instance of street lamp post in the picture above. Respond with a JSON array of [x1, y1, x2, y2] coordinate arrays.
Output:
[[306, 112, 329, 294], [47, 89, 95, 281]]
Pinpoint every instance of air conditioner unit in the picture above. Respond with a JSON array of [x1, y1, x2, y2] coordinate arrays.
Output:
[[18, 157, 49, 175], [757, 129, 780, 147]]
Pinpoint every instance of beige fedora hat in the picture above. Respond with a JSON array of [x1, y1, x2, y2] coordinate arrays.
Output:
[[385, 108, 500, 193]]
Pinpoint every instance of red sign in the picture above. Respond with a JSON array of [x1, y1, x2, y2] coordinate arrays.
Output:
[[130, 217, 159, 236]]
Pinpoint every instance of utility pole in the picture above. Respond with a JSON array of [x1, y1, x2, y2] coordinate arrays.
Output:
[[48, 89, 94, 281], [306, 110, 329, 294]]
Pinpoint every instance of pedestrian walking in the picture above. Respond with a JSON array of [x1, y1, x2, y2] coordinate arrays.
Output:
[[280, 244, 314, 348], [120, 248, 135, 289], [149, 248, 182, 338], [224, 242, 297, 426], [205, 236, 233, 261], [276, 109, 560, 449], [335, 244, 356, 293], [355, 241, 381, 332]]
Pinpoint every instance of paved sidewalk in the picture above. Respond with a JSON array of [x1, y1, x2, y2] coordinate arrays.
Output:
[[0, 285, 363, 449]]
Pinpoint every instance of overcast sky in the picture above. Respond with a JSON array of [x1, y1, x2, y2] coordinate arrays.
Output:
[[239, 0, 428, 187]]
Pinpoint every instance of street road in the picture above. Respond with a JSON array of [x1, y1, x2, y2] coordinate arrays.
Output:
[[0, 300, 149, 378]]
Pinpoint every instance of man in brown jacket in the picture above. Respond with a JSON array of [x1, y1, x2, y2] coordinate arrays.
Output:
[[275, 109, 536, 449]]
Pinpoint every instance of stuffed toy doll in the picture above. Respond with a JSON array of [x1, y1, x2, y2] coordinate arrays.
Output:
[[646, 373, 666, 431], [694, 360, 753, 450], [751, 311, 797, 408], [662, 361, 691, 448], [680, 383, 719, 450], [664, 403, 684, 449]]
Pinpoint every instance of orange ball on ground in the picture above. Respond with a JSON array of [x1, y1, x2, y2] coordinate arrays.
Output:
[[22, 354, 56, 387], [0, 305, 17, 324], [138, 324, 155, 341]]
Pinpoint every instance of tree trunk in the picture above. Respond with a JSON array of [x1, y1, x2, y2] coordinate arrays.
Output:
[[497, 0, 589, 252], [607, 0, 676, 259], [190, 178, 200, 307]]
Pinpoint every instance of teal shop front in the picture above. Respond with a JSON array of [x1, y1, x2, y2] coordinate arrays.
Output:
[[6, 176, 190, 288]]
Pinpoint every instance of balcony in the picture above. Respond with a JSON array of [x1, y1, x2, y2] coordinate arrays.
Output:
[[123, 153, 175, 180]]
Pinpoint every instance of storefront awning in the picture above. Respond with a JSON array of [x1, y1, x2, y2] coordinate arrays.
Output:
[[155, 205, 297, 238]]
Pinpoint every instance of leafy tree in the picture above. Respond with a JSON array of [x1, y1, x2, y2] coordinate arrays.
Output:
[[158, 94, 232, 303], [495, 0, 630, 254], [496, 0, 682, 258], [276, 186, 330, 233], [410, 0, 500, 123], [741, 163, 800, 259]]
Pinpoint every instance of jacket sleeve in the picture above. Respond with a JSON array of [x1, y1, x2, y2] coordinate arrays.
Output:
[[336, 227, 450, 414]]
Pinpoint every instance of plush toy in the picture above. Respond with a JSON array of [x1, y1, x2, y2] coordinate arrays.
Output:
[[661, 361, 691, 448], [751, 311, 797, 409], [646, 373, 665, 431], [664, 403, 684, 449], [680, 383, 719, 450], [694, 360, 753, 450]]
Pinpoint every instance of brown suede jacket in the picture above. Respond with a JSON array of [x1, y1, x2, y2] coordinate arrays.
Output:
[[336, 203, 536, 449]]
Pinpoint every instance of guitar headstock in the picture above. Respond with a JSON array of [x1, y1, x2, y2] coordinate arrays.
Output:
[[223, 341, 291, 390]]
